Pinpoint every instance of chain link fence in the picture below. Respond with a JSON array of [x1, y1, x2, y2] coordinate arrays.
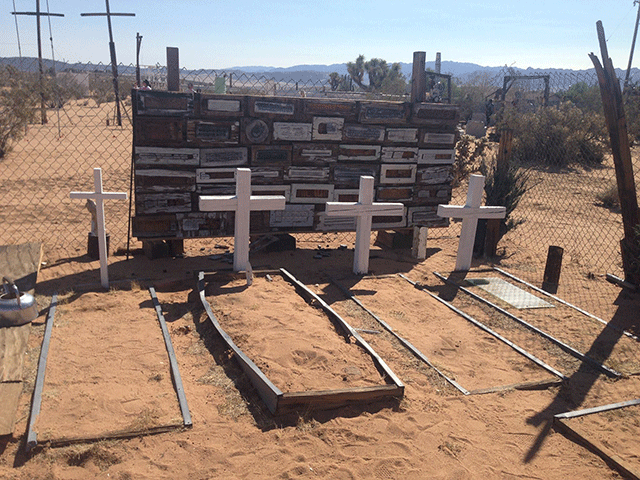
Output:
[[1, 58, 638, 317]]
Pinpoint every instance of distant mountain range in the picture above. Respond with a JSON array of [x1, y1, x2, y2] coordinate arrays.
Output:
[[2, 56, 634, 85]]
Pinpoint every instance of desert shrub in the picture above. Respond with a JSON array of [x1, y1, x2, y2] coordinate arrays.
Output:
[[453, 134, 489, 186], [596, 183, 620, 209], [0, 66, 38, 159], [480, 159, 531, 232], [496, 102, 607, 168], [561, 82, 603, 113]]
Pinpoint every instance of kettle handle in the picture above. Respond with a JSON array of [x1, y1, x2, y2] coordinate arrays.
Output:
[[2, 277, 21, 307]]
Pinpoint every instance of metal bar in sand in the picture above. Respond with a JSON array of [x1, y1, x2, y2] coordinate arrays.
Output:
[[399, 274, 567, 381], [433, 271, 621, 378], [148, 286, 192, 427], [26, 293, 57, 452]]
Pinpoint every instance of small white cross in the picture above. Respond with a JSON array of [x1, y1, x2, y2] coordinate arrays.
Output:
[[326, 176, 404, 274], [70, 168, 128, 289], [199, 168, 286, 272], [437, 174, 506, 271]]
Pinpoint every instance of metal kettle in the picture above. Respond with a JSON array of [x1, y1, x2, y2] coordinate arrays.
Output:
[[0, 277, 39, 326]]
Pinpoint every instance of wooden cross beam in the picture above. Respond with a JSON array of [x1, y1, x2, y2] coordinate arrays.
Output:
[[199, 168, 286, 272], [11, 1, 64, 125], [81, 0, 135, 127], [70, 168, 127, 289], [326, 176, 404, 275], [437, 174, 506, 271]]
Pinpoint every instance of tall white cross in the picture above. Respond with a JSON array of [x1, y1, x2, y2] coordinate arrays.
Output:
[[70, 168, 128, 289], [199, 168, 286, 272], [437, 174, 506, 271], [326, 176, 404, 275]]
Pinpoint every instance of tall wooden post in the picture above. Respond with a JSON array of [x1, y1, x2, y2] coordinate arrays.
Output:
[[411, 51, 426, 103], [484, 129, 514, 257], [11, 2, 65, 125], [590, 21, 640, 285], [81, 1, 135, 127], [136, 33, 143, 87], [166, 47, 180, 92]]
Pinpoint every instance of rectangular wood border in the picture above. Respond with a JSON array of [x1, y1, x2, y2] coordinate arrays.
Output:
[[197, 270, 403, 415]]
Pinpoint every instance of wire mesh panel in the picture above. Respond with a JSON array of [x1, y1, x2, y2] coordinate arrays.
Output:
[[0, 59, 638, 317]]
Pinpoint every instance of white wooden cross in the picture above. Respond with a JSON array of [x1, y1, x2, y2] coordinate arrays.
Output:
[[326, 176, 404, 275], [70, 168, 128, 289], [437, 174, 506, 271], [199, 168, 286, 272]]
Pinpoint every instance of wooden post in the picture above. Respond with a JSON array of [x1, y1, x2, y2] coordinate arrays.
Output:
[[166, 47, 179, 92], [411, 51, 426, 103], [484, 128, 514, 257], [135, 33, 142, 87], [542, 246, 564, 294], [496, 129, 513, 171], [590, 21, 640, 285]]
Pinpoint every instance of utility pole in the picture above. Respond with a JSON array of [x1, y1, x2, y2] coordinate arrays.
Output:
[[11, 1, 64, 124], [81, 1, 135, 126], [625, 0, 640, 91]]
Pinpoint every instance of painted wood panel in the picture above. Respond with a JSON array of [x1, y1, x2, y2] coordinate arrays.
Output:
[[312, 117, 344, 141], [200, 147, 248, 167], [135, 147, 200, 167]]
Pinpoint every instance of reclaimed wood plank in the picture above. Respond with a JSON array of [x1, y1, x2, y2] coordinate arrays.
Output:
[[134, 117, 186, 147], [135, 147, 200, 167], [197, 94, 244, 118], [135, 169, 196, 192], [0, 324, 31, 381], [302, 99, 358, 121], [359, 102, 408, 124], [380, 164, 417, 185], [0, 382, 23, 436], [381, 147, 419, 163], [386, 128, 418, 144], [312, 117, 344, 141], [200, 148, 248, 168], [250, 145, 292, 167], [291, 184, 334, 204], [273, 122, 312, 142], [135, 193, 192, 215], [186, 120, 240, 146], [343, 124, 385, 143], [285, 167, 330, 182], [338, 145, 381, 161], [292, 143, 337, 166]]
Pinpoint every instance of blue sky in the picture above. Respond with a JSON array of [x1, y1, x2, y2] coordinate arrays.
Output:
[[3, 1, 640, 71]]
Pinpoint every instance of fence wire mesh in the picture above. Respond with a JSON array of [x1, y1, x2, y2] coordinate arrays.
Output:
[[1, 59, 638, 317]]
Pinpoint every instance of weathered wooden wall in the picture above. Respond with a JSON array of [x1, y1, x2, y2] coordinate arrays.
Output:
[[132, 91, 459, 239]]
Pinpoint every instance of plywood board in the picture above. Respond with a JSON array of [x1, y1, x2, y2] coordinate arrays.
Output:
[[466, 278, 555, 309]]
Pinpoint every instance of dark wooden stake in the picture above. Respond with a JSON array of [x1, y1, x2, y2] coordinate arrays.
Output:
[[590, 21, 640, 286], [411, 51, 426, 103], [81, 1, 135, 127], [542, 245, 564, 294], [11, 3, 65, 125], [484, 129, 514, 257], [166, 47, 180, 92], [135, 32, 142, 87]]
